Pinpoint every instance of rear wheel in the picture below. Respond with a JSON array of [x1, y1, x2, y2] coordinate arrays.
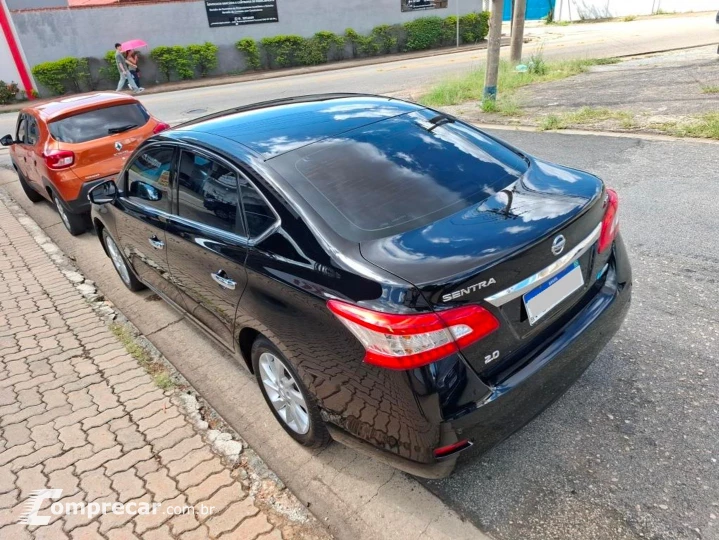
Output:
[[53, 194, 86, 236], [102, 228, 145, 292], [16, 169, 43, 203], [252, 337, 330, 449]]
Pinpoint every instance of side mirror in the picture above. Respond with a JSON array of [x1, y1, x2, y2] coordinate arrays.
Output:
[[88, 180, 117, 205], [1, 134, 15, 146], [130, 181, 162, 202]]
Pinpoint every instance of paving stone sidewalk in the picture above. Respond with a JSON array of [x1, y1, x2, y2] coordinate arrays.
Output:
[[0, 198, 329, 539]]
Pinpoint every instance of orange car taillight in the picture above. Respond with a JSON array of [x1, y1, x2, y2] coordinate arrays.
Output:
[[153, 122, 170, 134], [43, 150, 74, 170], [327, 300, 499, 370], [598, 188, 619, 254]]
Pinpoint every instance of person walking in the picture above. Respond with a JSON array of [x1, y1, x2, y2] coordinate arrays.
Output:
[[115, 43, 143, 93], [125, 49, 141, 88]]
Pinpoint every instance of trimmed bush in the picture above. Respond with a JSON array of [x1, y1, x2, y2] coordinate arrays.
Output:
[[31, 57, 91, 95], [459, 12, 490, 43], [370, 24, 400, 54], [0, 81, 19, 104], [150, 46, 193, 82], [299, 31, 345, 65], [187, 42, 219, 77], [260, 35, 306, 68], [345, 28, 379, 57], [236, 38, 261, 70], [403, 16, 445, 51]]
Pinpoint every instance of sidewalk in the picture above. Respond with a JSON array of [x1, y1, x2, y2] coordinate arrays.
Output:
[[0, 197, 330, 540]]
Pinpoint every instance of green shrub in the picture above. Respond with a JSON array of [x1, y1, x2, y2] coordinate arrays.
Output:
[[0, 81, 19, 104], [403, 16, 444, 51], [150, 46, 193, 82], [299, 31, 345, 65], [98, 50, 118, 84], [344, 28, 379, 57], [31, 57, 91, 95], [236, 38, 261, 70], [370, 24, 399, 54], [260, 35, 306, 68], [459, 12, 490, 43], [187, 42, 219, 77]]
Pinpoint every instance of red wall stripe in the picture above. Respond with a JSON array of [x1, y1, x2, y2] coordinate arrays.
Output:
[[0, 1, 34, 99]]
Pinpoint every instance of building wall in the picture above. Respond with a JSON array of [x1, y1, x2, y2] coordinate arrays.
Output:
[[10, 0, 484, 75], [554, 0, 717, 21], [7, 0, 67, 10]]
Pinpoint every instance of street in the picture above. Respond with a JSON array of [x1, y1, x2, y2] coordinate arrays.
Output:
[[0, 12, 717, 137], [2, 128, 718, 540]]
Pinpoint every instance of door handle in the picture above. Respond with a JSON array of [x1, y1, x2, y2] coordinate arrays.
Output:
[[148, 236, 164, 249], [211, 270, 236, 290]]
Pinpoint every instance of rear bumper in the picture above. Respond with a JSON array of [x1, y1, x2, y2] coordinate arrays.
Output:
[[368, 244, 631, 479]]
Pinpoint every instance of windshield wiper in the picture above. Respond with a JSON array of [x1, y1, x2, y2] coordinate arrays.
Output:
[[427, 114, 455, 132], [108, 124, 138, 134]]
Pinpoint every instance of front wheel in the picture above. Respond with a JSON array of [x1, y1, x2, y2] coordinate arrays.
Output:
[[53, 194, 86, 236], [102, 228, 145, 292], [252, 337, 330, 449]]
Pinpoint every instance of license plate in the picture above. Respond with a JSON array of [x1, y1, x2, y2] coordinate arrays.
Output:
[[523, 261, 584, 325]]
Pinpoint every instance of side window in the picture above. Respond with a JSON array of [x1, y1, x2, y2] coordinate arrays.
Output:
[[16, 116, 27, 143], [26, 118, 39, 145], [176, 151, 245, 236], [239, 177, 277, 239], [126, 146, 174, 212]]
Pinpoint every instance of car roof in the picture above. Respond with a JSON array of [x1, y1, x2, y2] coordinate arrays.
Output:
[[173, 94, 425, 160], [28, 92, 139, 122]]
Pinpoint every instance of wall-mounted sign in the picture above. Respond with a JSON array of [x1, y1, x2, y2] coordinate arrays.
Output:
[[205, 0, 279, 28], [401, 0, 448, 11]]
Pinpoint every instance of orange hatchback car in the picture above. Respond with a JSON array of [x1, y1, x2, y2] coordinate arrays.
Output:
[[1, 92, 168, 235]]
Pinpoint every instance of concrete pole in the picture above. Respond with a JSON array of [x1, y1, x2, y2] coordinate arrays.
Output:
[[483, 0, 505, 101], [456, 0, 460, 47], [510, 0, 526, 64]]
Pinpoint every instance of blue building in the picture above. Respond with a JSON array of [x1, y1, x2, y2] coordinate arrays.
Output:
[[503, 0, 556, 21]]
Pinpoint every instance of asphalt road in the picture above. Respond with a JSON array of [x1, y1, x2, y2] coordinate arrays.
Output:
[[2, 129, 718, 540], [0, 11, 717, 137]]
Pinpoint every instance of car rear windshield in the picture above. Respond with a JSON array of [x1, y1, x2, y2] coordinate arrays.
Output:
[[273, 110, 529, 242], [49, 103, 150, 144]]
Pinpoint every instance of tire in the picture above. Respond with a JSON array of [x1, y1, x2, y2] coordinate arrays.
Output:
[[53, 194, 86, 236], [252, 337, 331, 449], [102, 228, 146, 292], [16, 169, 43, 203]]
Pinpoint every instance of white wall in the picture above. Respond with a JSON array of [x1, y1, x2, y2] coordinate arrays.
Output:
[[554, 0, 717, 21]]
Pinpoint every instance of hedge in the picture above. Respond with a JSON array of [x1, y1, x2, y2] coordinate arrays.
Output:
[[31, 12, 489, 96]]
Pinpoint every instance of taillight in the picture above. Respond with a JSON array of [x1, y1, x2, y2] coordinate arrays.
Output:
[[598, 188, 619, 254], [152, 122, 170, 134], [327, 300, 499, 370], [43, 150, 74, 170]]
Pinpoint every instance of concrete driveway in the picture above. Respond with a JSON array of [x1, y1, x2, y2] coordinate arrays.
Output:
[[2, 127, 718, 540]]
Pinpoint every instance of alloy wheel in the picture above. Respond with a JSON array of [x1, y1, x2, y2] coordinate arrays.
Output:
[[54, 196, 71, 231], [105, 235, 131, 286], [258, 352, 310, 435]]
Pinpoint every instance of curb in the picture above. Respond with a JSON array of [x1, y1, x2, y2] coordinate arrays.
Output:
[[0, 188, 332, 539]]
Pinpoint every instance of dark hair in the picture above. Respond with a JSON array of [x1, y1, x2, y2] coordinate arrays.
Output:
[[115, 43, 122, 48]]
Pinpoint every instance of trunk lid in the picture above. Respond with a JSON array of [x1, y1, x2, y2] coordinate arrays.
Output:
[[360, 157, 608, 380]]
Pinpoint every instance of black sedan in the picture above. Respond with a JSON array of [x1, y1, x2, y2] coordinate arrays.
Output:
[[89, 94, 631, 478]]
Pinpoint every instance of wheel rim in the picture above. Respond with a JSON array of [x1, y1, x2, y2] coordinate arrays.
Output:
[[105, 235, 131, 286], [54, 197, 71, 231], [259, 352, 310, 435]]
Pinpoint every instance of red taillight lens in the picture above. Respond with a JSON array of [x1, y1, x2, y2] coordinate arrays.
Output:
[[327, 300, 499, 370], [152, 122, 170, 134], [598, 188, 619, 254], [43, 150, 74, 170]]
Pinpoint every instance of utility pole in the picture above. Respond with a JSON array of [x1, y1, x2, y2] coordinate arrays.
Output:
[[483, 0, 505, 102], [510, 0, 526, 64], [456, 0, 460, 48]]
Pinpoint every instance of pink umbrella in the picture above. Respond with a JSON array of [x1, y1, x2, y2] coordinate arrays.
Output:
[[120, 39, 148, 52]]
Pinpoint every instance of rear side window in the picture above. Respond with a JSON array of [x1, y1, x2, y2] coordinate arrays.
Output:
[[177, 151, 245, 236], [126, 146, 174, 212], [16, 116, 26, 142], [26, 118, 39, 145], [239, 178, 277, 239], [275, 111, 528, 242], [49, 104, 150, 144]]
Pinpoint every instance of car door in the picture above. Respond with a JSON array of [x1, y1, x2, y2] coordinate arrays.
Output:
[[114, 144, 185, 307], [12, 115, 30, 178], [23, 114, 43, 187], [164, 149, 249, 350]]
